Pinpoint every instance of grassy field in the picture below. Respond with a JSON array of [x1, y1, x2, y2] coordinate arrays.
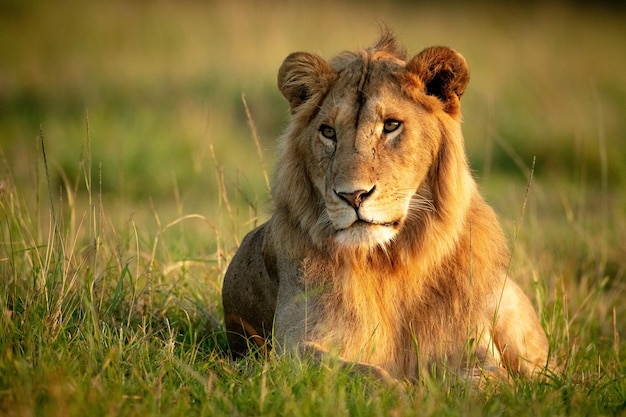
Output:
[[1, 1, 625, 415]]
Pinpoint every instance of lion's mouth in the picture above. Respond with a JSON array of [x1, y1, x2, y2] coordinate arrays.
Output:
[[340, 218, 400, 230], [334, 218, 402, 248], [376, 219, 401, 228], [327, 201, 405, 247]]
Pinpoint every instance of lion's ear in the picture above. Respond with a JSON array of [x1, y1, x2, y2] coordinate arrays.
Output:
[[278, 52, 335, 114], [407, 47, 469, 117]]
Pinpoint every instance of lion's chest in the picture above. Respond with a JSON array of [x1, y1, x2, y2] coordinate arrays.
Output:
[[305, 263, 471, 378]]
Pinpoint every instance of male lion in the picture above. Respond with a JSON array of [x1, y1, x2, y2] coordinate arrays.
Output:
[[222, 32, 551, 382]]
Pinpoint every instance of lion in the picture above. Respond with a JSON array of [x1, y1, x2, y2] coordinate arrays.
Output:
[[222, 31, 552, 383]]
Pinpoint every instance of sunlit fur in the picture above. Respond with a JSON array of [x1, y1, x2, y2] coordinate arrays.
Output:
[[222, 31, 553, 383]]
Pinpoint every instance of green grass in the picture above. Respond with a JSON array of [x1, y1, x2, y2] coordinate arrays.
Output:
[[1, 1, 626, 416]]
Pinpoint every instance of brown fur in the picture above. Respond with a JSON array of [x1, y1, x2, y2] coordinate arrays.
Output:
[[222, 31, 552, 382]]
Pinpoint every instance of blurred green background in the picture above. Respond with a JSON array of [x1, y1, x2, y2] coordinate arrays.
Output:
[[1, 0, 625, 230]]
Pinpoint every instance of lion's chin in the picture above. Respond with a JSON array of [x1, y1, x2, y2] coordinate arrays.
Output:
[[335, 221, 398, 249]]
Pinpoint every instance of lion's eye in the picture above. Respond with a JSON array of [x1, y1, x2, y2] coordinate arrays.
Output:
[[383, 119, 401, 134], [320, 124, 336, 141]]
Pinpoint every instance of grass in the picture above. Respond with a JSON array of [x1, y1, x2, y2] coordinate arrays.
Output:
[[1, 1, 626, 416]]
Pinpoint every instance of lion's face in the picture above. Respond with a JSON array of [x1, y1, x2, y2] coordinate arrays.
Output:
[[308, 73, 439, 248], [276, 35, 469, 251]]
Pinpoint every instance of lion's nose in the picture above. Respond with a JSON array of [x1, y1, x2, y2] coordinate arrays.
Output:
[[335, 186, 375, 210]]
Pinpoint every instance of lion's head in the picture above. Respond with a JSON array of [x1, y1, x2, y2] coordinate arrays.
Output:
[[272, 32, 472, 253]]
